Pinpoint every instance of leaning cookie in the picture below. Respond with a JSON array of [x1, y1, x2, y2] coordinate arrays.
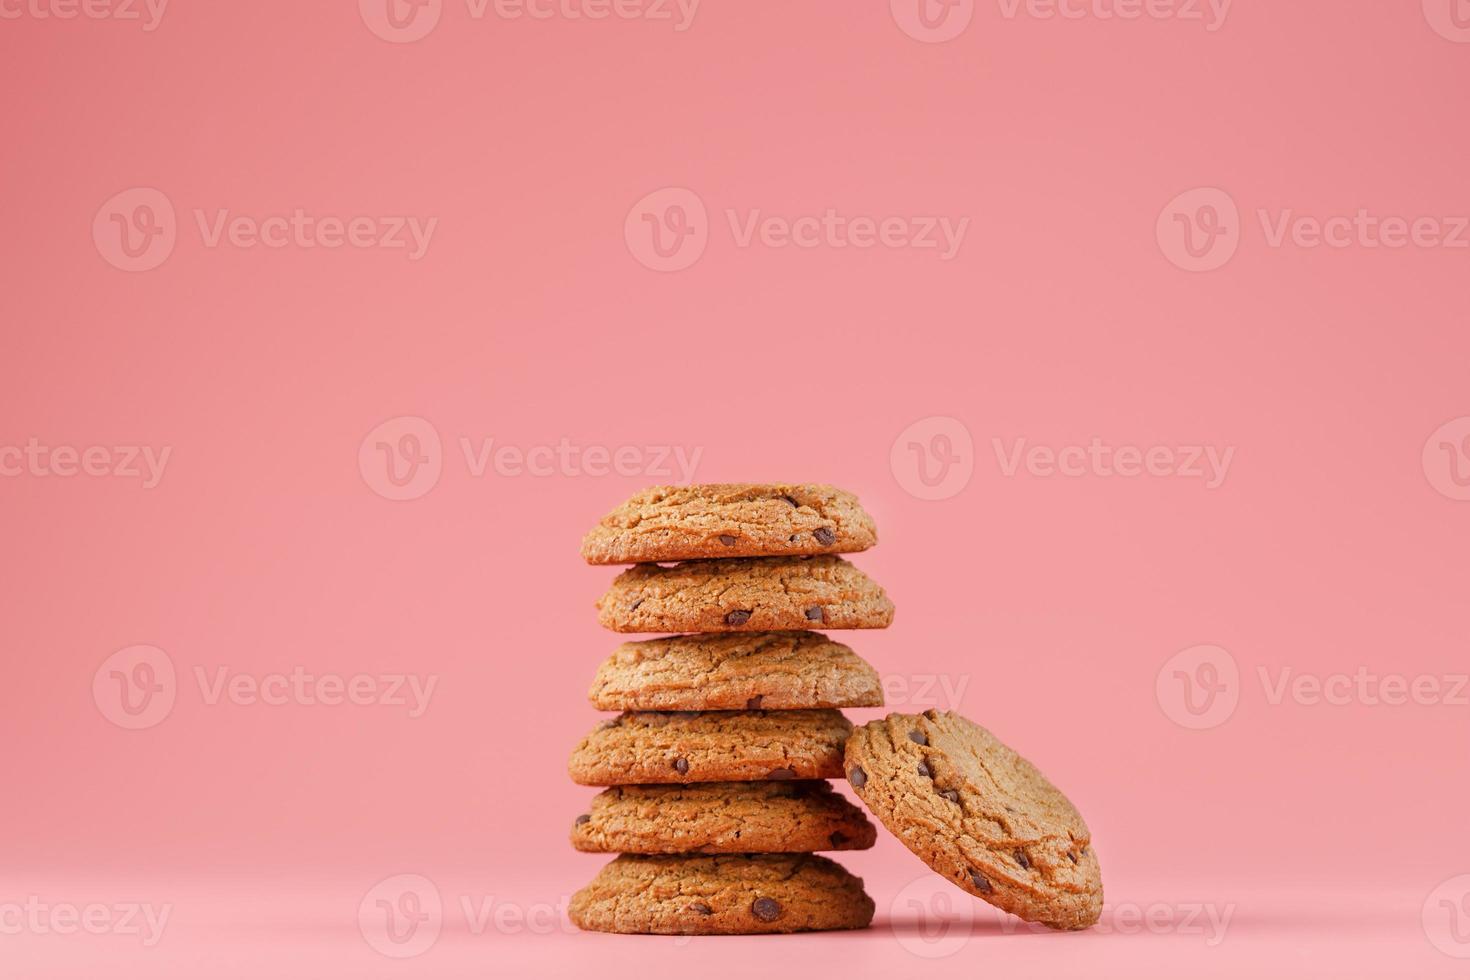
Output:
[[588, 631, 884, 711], [596, 555, 894, 633], [844, 710, 1103, 931], [568, 709, 852, 785], [581, 483, 878, 564], [571, 781, 876, 854], [570, 854, 875, 935]]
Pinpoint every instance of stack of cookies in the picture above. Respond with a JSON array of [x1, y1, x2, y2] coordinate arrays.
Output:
[[567, 484, 894, 935]]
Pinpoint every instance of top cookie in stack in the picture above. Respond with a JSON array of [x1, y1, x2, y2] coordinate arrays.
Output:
[[569, 484, 892, 936], [580, 483, 879, 564], [584, 484, 894, 633]]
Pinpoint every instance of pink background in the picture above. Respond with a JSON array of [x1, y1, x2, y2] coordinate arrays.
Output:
[[3, 1, 1469, 976]]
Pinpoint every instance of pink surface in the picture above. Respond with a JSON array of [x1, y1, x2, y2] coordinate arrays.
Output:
[[3, 2, 1469, 977]]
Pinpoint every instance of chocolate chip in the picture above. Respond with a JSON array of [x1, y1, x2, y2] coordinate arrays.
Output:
[[813, 527, 836, 546], [908, 730, 928, 746], [718, 534, 736, 546], [969, 870, 993, 893], [725, 609, 752, 626], [768, 767, 797, 780], [1014, 850, 1031, 870], [848, 766, 867, 788], [916, 761, 931, 778], [751, 898, 782, 922], [746, 695, 764, 709], [673, 757, 689, 775], [1066, 851, 1078, 864], [788, 534, 799, 542], [829, 831, 849, 848], [938, 788, 960, 803], [780, 495, 799, 508], [804, 605, 824, 622], [574, 814, 590, 825], [690, 902, 713, 915], [629, 599, 643, 611]]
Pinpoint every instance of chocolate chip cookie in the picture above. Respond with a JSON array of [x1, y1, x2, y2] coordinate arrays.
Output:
[[570, 854, 875, 934], [581, 483, 878, 564], [844, 710, 1103, 930], [588, 631, 884, 711], [596, 555, 895, 634], [571, 780, 877, 854], [568, 709, 852, 785]]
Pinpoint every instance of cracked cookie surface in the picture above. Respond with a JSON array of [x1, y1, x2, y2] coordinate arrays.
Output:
[[588, 631, 883, 710], [844, 710, 1103, 930], [569, 853, 875, 934], [581, 483, 878, 564], [568, 709, 852, 785], [571, 780, 876, 854], [595, 555, 894, 633]]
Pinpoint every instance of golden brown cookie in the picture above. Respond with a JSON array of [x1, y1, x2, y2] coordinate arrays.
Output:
[[571, 780, 876, 854], [595, 555, 895, 634], [568, 709, 852, 785], [844, 710, 1103, 930], [569, 854, 875, 934], [581, 483, 878, 564], [588, 631, 884, 711]]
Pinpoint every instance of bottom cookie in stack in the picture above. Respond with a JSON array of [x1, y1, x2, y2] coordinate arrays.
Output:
[[570, 853, 874, 936]]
